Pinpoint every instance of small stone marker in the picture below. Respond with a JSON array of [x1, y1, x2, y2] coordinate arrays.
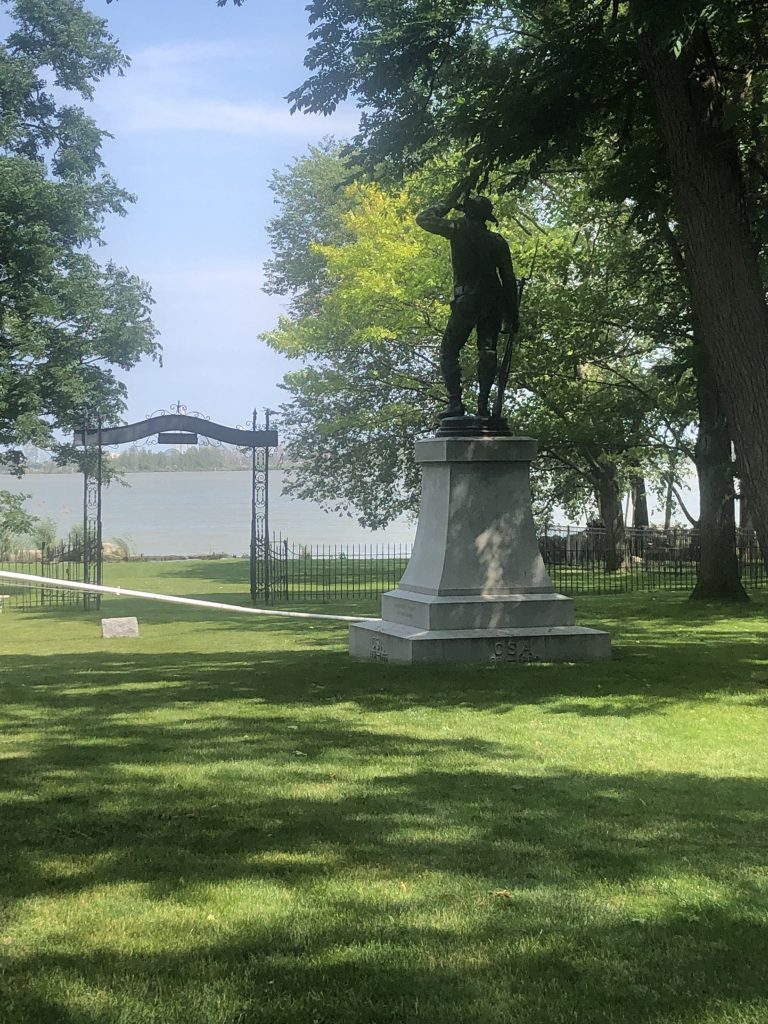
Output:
[[101, 616, 139, 638]]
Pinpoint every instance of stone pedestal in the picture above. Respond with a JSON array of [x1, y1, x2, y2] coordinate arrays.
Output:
[[349, 436, 610, 664]]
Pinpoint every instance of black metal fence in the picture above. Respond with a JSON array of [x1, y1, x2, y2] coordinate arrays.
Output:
[[0, 542, 85, 610], [1, 527, 764, 610], [259, 527, 765, 602], [266, 540, 412, 602], [540, 525, 764, 595]]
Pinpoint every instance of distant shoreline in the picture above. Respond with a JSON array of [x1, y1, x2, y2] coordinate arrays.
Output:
[[1, 464, 291, 476], [2, 446, 290, 476]]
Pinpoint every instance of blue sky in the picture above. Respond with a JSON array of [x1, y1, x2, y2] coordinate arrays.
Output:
[[79, 0, 357, 429]]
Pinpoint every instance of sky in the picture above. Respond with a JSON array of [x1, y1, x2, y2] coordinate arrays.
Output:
[[76, 0, 357, 429]]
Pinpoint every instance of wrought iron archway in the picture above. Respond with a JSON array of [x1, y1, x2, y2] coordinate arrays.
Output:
[[74, 405, 278, 610]]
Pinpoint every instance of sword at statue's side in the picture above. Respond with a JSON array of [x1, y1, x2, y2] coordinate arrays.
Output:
[[491, 275, 527, 422]]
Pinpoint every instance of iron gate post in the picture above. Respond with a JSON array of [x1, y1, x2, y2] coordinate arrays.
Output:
[[263, 409, 273, 602], [249, 408, 275, 603], [82, 422, 103, 611]]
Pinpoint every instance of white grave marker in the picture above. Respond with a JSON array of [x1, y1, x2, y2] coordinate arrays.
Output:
[[101, 617, 140, 638]]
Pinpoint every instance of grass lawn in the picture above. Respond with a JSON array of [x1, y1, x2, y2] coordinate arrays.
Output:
[[1, 559, 767, 1024]]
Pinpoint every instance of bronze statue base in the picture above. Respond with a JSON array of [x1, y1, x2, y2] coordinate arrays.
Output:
[[436, 413, 511, 438], [484, 415, 511, 437]]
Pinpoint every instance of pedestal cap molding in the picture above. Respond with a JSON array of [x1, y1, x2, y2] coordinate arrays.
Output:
[[416, 436, 538, 464]]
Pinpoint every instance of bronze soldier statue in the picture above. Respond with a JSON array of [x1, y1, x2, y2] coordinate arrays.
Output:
[[416, 188, 519, 424]]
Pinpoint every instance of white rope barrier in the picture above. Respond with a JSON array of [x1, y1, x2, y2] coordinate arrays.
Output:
[[0, 569, 367, 623]]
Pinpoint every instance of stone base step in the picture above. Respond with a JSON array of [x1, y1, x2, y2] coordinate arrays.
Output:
[[349, 620, 611, 665], [381, 588, 574, 630]]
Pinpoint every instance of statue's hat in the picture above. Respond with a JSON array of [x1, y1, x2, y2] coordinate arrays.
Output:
[[461, 195, 498, 223]]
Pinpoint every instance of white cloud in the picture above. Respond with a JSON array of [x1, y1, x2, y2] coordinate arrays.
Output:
[[131, 40, 258, 70], [149, 260, 272, 299], [116, 95, 351, 137], [144, 260, 287, 342], [94, 37, 357, 139]]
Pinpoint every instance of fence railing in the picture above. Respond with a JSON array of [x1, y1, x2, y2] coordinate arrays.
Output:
[[266, 540, 412, 602], [0, 542, 85, 609], [265, 526, 765, 602], [540, 525, 764, 595], [2, 527, 764, 610]]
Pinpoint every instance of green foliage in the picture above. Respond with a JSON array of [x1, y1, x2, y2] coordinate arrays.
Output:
[[0, 488, 37, 551], [225, 0, 768, 562], [507, 177, 696, 519], [264, 170, 448, 526], [264, 138, 358, 318], [264, 150, 694, 527], [274, 0, 767, 231], [0, 0, 159, 471], [29, 516, 57, 549]]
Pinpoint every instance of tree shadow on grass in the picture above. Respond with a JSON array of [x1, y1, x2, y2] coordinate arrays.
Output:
[[5, 907, 768, 1024], [3, 675, 765, 901], [1, 618, 766, 720], [2, 637, 768, 1023], [1, 722, 767, 1023]]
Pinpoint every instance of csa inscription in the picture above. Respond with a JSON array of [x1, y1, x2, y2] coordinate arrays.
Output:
[[490, 638, 540, 664]]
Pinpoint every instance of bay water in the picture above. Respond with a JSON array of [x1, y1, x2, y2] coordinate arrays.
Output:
[[0, 470, 416, 556]]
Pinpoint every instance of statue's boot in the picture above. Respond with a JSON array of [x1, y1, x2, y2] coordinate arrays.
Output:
[[440, 395, 465, 418], [440, 363, 465, 418]]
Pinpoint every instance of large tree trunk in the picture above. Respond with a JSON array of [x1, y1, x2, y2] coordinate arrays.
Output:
[[662, 457, 677, 530], [634, 13, 768, 568], [630, 474, 649, 528], [690, 347, 747, 601], [593, 460, 625, 572]]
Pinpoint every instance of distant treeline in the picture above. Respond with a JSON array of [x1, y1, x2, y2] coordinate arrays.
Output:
[[2, 446, 288, 474], [109, 446, 254, 473]]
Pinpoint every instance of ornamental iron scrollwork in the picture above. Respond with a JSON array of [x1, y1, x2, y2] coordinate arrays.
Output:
[[142, 401, 222, 448]]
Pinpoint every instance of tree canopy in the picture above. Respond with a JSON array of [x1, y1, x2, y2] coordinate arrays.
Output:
[[0, 0, 159, 472], [227, 0, 768, 564], [265, 149, 695, 554]]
